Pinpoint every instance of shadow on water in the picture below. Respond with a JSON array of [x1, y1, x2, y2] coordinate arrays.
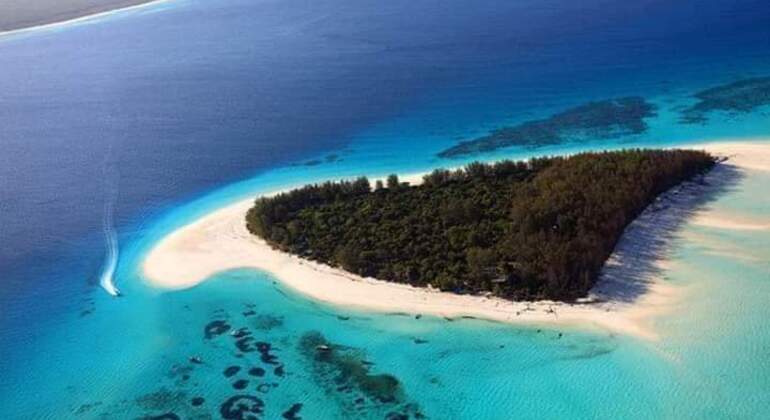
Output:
[[590, 161, 745, 304]]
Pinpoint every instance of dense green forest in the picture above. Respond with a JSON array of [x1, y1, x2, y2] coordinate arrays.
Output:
[[246, 150, 715, 301]]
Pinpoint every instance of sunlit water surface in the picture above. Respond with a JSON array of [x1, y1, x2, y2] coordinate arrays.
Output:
[[0, 0, 769, 418]]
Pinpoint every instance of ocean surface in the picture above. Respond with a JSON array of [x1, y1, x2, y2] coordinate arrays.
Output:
[[0, 0, 769, 418]]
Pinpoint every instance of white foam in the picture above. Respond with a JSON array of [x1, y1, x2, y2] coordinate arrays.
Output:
[[99, 143, 121, 297], [99, 198, 121, 297]]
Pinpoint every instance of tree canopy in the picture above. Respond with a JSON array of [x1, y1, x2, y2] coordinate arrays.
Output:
[[247, 149, 715, 301]]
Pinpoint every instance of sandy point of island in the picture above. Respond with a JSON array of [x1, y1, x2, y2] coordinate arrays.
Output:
[[142, 140, 770, 341]]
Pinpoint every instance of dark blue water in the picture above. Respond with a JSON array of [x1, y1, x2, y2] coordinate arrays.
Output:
[[1, 0, 769, 417]]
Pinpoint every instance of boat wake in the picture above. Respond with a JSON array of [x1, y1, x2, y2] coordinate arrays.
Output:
[[99, 144, 121, 297], [99, 197, 121, 297]]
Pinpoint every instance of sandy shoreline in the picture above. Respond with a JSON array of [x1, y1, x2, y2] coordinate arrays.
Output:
[[142, 141, 770, 340], [0, 0, 169, 37]]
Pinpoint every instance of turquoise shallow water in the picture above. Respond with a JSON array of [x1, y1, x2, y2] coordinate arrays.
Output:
[[1, 0, 770, 418], [5, 162, 768, 419], [5, 105, 768, 419]]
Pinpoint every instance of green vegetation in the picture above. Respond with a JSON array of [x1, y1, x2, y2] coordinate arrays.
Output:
[[247, 150, 715, 301], [437, 97, 656, 158], [681, 76, 770, 124]]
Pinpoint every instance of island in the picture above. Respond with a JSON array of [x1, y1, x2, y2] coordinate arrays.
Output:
[[144, 142, 768, 340], [246, 149, 715, 302]]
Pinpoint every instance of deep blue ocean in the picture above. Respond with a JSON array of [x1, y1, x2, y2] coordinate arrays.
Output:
[[1, 0, 769, 418]]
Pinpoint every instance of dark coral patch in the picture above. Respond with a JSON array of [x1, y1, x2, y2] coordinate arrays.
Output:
[[204, 320, 231, 339], [191, 397, 205, 407], [144, 413, 180, 420], [219, 395, 264, 420], [274, 364, 285, 377], [235, 337, 255, 353], [224, 366, 241, 378], [255, 342, 279, 365], [248, 367, 266, 377], [299, 331, 403, 404], [438, 96, 656, 157], [232, 327, 251, 338], [232, 379, 250, 390], [282, 403, 303, 419], [387, 403, 427, 419], [681, 76, 770, 124]]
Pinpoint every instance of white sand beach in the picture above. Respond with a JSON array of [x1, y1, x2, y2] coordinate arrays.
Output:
[[143, 141, 770, 340]]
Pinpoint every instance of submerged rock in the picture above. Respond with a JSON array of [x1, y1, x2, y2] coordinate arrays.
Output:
[[232, 379, 249, 390], [224, 366, 241, 378], [274, 364, 285, 377], [204, 320, 231, 339], [235, 337, 255, 353], [255, 342, 279, 365], [281, 403, 303, 420], [219, 395, 264, 420], [248, 367, 266, 377], [231, 327, 251, 339], [144, 413, 180, 420]]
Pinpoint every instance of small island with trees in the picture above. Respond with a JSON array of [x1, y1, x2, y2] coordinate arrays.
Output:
[[246, 149, 715, 302]]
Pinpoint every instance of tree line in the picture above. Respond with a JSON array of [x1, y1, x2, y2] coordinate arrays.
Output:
[[246, 149, 715, 301]]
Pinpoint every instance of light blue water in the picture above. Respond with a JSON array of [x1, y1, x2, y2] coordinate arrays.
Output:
[[1, 0, 769, 418]]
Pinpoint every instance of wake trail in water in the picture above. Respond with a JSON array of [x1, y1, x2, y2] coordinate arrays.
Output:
[[99, 142, 121, 297]]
